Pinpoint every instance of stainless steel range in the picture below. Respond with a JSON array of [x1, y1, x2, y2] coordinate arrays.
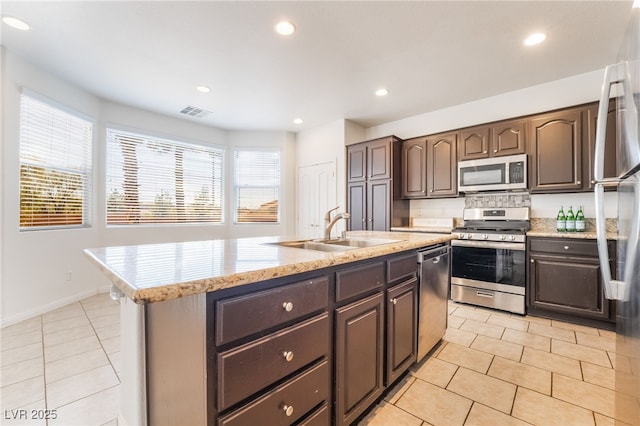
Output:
[[451, 207, 530, 314]]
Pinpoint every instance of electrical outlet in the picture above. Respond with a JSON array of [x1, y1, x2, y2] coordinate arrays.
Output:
[[66, 270, 72, 282]]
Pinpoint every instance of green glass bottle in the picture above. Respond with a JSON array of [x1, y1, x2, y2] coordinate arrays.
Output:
[[566, 206, 576, 232], [556, 206, 566, 232], [576, 205, 585, 232]]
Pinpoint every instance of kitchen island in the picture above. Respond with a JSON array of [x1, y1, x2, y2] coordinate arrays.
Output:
[[84, 231, 454, 426]]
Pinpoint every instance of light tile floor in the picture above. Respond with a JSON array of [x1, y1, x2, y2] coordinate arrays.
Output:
[[360, 301, 626, 426], [1, 293, 120, 425], [0, 294, 626, 426]]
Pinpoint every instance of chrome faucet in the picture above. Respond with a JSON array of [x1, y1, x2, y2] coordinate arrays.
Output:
[[324, 206, 350, 240]]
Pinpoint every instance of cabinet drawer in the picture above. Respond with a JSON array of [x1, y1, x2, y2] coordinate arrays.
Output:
[[217, 314, 329, 411], [336, 261, 385, 302], [529, 238, 598, 257], [219, 360, 329, 426], [298, 403, 329, 426], [387, 252, 417, 283], [215, 276, 329, 346]]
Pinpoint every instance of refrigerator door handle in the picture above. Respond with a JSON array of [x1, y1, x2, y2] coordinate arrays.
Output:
[[594, 63, 626, 301]]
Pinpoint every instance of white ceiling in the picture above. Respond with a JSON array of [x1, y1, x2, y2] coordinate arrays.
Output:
[[0, 1, 634, 133]]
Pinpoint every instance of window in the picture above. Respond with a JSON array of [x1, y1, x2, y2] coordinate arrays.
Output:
[[106, 129, 223, 225], [19, 93, 93, 229], [234, 149, 280, 223]]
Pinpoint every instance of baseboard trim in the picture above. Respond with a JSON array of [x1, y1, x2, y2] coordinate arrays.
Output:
[[1, 284, 112, 328]]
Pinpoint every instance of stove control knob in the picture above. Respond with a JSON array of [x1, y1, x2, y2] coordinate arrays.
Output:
[[508, 235, 515, 241], [482, 234, 489, 240], [500, 235, 506, 241]]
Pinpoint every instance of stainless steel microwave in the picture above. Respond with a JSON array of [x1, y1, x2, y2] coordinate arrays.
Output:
[[458, 154, 527, 192]]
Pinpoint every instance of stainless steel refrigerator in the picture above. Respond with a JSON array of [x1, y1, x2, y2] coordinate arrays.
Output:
[[595, 4, 640, 425]]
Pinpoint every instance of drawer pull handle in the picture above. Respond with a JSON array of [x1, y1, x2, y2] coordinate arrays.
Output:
[[283, 404, 294, 417], [283, 351, 294, 362], [564, 245, 570, 250], [282, 302, 294, 312], [476, 291, 494, 298]]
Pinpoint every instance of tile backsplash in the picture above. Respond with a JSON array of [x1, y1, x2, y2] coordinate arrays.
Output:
[[464, 192, 531, 208]]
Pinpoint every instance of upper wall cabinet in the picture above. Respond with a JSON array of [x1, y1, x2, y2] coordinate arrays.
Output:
[[584, 99, 617, 191], [529, 108, 584, 193], [400, 137, 427, 198], [458, 119, 527, 161], [427, 132, 458, 197], [401, 133, 457, 199]]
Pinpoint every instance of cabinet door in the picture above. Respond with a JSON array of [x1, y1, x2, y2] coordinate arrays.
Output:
[[529, 109, 583, 192], [427, 133, 457, 197], [386, 277, 418, 385], [347, 182, 366, 231], [335, 292, 384, 426], [367, 138, 392, 180], [347, 144, 367, 182], [528, 253, 611, 321], [367, 179, 391, 231], [401, 137, 427, 198], [458, 126, 490, 161], [491, 118, 527, 157], [585, 101, 617, 190]]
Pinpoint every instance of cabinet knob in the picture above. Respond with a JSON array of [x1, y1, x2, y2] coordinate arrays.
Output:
[[283, 405, 294, 417], [493, 149, 497, 153], [283, 351, 294, 362], [531, 259, 534, 263], [282, 301, 294, 312], [577, 181, 581, 185], [483, 151, 488, 154], [564, 246, 570, 250], [430, 189, 434, 193], [390, 298, 397, 305]]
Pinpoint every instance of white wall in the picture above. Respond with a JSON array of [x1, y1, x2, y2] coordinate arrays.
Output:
[[1, 50, 296, 326], [366, 69, 619, 220]]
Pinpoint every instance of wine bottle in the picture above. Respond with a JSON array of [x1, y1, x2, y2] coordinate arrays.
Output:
[[576, 205, 585, 232], [566, 206, 576, 232], [556, 206, 566, 232]]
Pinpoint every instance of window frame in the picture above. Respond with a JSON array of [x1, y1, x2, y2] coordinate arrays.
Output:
[[18, 90, 94, 231], [105, 126, 225, 226], [232, 148, 281, 224]]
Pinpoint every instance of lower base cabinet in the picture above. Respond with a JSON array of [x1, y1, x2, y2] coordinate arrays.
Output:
[[527, 237, 615, 325], [386, 277, 418, 386], [335, 292, 385, 426]]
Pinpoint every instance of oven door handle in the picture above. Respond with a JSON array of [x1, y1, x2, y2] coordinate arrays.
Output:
[[451, 239, 526, 251]]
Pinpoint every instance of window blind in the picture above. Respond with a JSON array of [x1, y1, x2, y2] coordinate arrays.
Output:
[[234, 149, 280, 223], [19, 93, 93, 229], [106, 129, 223, 225]]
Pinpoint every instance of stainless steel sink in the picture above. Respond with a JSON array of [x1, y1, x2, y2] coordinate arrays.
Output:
[[267, 237, 402, 252]]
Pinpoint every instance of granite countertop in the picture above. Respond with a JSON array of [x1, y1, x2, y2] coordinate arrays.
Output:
[[84, 231, 454, 305], [527, 218, 618, 240]]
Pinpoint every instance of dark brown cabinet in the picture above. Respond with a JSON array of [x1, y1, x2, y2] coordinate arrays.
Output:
[[458, 119, 526, 161], [585, 100, 618, 190], [347, 136, 408, 230], [400, 133, 457, 199], [386, 277, 418, 386], [401, 136, 427, 198], [527, 237, 615, 325], [335, 292, 385, 426], [427, 132, 458, 197], [529, 108, 584, 193]]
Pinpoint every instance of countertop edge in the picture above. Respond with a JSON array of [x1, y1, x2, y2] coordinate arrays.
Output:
[[85, 232, 455, 304]]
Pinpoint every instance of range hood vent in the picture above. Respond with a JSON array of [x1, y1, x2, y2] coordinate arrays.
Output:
[[179, 106, 212, 118]]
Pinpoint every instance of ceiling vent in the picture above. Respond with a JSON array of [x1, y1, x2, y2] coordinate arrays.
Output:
[[179, 106, 212, 118]]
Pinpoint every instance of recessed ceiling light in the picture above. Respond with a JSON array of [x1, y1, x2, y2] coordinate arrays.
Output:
[[524, 32, 547, 46], [375, 88, 389, 97], [196, 85, 211, 93], [2, 16, 30, 31], [275, 21, 296, 36], [293, 118, 304, 125]]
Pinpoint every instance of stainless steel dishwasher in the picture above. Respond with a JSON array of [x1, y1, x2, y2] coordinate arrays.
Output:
[[417, 244, 450, 361]]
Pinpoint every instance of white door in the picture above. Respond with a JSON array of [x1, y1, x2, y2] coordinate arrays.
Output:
[[297, 162, 336, 239]]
